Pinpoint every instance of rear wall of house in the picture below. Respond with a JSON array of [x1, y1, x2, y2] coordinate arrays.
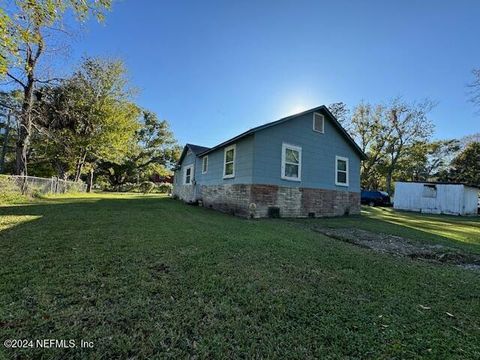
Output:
[[197, 135, 255, 186], [252, 110, 361, 192], [198, 110, 362, 217]]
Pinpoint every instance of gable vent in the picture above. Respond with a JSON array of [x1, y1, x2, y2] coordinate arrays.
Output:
[[313, 112, 324, 133]]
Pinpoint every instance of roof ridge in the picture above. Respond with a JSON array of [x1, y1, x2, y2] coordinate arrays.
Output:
[[198, 105, 367, 159]]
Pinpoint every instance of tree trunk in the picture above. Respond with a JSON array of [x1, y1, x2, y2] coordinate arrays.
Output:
[[16, 117, 31, 178], [16, 71, 35, 181], [0, 111, 11, 173], [87, 168, 94, 193], [386, 170, 393, 195], [16, 131, 31, 195], [12, 27, 43, 187], [56, 162, 68, 181], [74, 151, 87, 182]]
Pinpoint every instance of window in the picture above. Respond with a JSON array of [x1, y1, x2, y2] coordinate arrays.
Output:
[[223, 145, 236, 178], [423, 184, 437, 198], [281, 143, 302, 181], [335, 156, 349, 186], [313, 112, 324, 133], [183, 165, 193, 185], [202, 156, 208, 174]]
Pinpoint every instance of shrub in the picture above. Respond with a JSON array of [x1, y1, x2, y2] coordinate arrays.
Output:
[[94, 176, 111, 191], [156, 182, 173, 194], [117, 182, 135, 192], [0, 175, 28, 204], [66, 181, 87, 193], [30, 187, 44, 199], [139, 181, 155, 194]]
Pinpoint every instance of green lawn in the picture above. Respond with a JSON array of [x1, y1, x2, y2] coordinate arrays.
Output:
[[0, 194, 479, 359]]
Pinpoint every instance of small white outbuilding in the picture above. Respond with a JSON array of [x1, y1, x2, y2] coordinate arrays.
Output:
[[393, 181, 479, 216]]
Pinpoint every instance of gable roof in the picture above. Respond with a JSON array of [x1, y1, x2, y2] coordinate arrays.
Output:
[[198, 105, 367, 160], [187, 143, 210, 155], [177, 143, 210, 166]]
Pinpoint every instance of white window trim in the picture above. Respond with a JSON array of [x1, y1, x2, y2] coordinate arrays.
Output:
[[183, 164, 194, 185], [223, 144, 236, 179], [313, 112, 325, 133], [335, 156, 349, 186], [202, 156, 208, 174], [281, 143, 302, 181]]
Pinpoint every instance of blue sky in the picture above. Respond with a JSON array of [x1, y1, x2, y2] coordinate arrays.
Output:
[[69, 0, 480, 147]]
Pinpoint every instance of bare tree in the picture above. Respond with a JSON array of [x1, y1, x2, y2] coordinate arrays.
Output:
[[460, 132, 480, 147], [328, 102, 351, 130], [468, 68, 480, 112]]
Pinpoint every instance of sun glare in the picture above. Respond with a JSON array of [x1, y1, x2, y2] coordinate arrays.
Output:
[[289, 105, 309, 115]]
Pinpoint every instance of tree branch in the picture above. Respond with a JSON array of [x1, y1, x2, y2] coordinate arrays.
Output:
[[6, 72, 27, 88], [34, 77, 63, 84]]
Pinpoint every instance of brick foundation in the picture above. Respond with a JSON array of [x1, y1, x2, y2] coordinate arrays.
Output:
[[198, 184, 360, 218], [172, 184, 196, 203]]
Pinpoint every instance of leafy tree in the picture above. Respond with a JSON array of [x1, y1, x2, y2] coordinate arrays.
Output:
[[349, 102, 391, 189], [0, 91, 22, 173], [396, 139, 460, 182], [0, 8, 16, 76], [98, 110, 181, 188], [33, 58, 141, 189], [133, 110, 179, 172], [339, 99, 435, 192], [29, 83, 81, 179], [444, 142, 480, 186], [1, 0, 111, 177], [71, 58, 140, 188], [381, 98, 435, 194]]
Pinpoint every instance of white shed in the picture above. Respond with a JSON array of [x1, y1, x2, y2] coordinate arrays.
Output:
[[393, 182, 479, 216]]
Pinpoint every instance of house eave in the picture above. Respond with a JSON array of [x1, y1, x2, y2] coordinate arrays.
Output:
[[198, 105, 368, 160]]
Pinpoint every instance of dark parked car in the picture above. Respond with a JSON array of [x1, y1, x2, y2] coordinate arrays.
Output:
[[361, 190, 391, 206]]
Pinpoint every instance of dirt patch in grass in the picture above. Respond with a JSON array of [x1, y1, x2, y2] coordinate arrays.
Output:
[[150, 263, 170, 276], [313, 227, 480, 271]]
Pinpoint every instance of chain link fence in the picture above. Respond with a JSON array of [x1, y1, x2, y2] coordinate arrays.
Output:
[[5, 175, 87, 195]]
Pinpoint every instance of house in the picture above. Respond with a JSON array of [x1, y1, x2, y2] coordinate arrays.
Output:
[[393, 181, 479, 216], [173, 105, 367, 218]]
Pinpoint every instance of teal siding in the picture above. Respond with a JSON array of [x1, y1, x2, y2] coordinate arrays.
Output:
[[252, 111, 361, 192], [196, 135, 254, 185], [174, 150, 198, 185], [175, 109, 361, 193]]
